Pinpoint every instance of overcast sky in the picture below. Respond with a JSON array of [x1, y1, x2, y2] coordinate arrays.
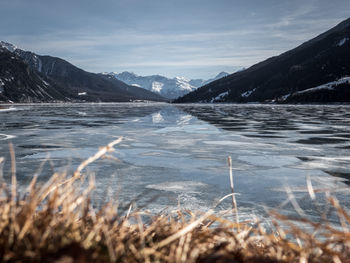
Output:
[[1, 0, 349, 79]]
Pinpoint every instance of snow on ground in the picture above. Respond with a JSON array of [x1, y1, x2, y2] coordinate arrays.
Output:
[[241, 88, 256, 97], [42, 80, 50, 86], [337, 37, 349, 47], [295, 77, 350, 95], [281, 93, 291, 100], [279, 77, 350, 101], [175, 77, 195, 91], [78, 92, 87, 96], [211, 91, 229, 102]]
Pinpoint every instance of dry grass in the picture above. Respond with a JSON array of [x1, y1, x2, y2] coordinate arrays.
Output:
[[0, 139, 350, 262]]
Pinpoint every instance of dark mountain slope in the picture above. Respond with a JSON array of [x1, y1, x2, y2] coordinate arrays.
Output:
[[175, 18, 350, 103], [0, 48, 67, 102], [14, 49, 167, 102]]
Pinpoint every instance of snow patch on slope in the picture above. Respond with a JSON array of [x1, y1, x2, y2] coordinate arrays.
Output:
[[337, 37, 349, 47], [279, 77, 350, 101], [241, 88, 256, 98], [0, 79, 4, 93], [211, 91, 229, 102], [295, 77, 350, 95]]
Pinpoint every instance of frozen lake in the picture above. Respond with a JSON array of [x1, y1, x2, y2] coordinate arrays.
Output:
[[1, 103, 350, 222]]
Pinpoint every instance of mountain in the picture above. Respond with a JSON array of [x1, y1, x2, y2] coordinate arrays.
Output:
[[285, 77, 350, 103], [189, 72, 230, 88], [175, 18, 350, 103], [106, 71, 229, 100], [0, 42, 166, 103], [106, 72, 195, 100], [203, 71, 230, 86], [0, 47, 67, 102]]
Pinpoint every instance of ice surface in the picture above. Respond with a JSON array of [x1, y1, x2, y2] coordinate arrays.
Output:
[[1, 103, 350, 222], [0, 133, 16, 140], [146, 181, 208, 194]]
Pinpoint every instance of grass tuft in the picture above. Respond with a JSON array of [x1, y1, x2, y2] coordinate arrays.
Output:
[[0, 139, 349, 262]]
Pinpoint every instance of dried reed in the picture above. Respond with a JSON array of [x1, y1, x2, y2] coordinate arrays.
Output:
[[0, 139, 349, 262]]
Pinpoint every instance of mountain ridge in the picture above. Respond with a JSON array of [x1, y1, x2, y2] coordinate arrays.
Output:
[[0, 42, 167, 103], [106, 71, 230, 100], [175, 18, 350, 103]]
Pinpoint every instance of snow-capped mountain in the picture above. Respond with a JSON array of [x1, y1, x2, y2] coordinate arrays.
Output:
[[0, 41, 166, 102], [0, 41, 17, 52], [175, 17, 350, 103], [105, 71, 230, 100]]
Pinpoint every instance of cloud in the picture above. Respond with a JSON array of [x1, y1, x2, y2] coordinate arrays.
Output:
[[2, 0, 350, 79]]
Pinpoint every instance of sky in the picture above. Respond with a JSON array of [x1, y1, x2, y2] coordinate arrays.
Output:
[[0, 0, 350, 79]]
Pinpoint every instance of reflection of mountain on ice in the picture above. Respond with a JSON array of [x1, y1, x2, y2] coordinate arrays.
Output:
[[147, 107, 221, 136], [150, 108, 192, 125], [152, 112, 164, 123]]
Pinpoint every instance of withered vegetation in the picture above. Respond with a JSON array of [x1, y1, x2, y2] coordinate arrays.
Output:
[[0, 139, 349, 263]]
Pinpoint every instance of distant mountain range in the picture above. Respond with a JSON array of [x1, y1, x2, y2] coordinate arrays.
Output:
[[104, 71, 229, 100], [0, 42, 166, 103], [175, 18, 350, 103], [2, 17, 350, 104]]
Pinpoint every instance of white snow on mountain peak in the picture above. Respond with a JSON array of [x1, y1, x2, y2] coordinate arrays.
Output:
[[175, 76, 189, 82], [0, 41, 17, 52], [107, 71, 232, 100], [151, 81, 164, 93]]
